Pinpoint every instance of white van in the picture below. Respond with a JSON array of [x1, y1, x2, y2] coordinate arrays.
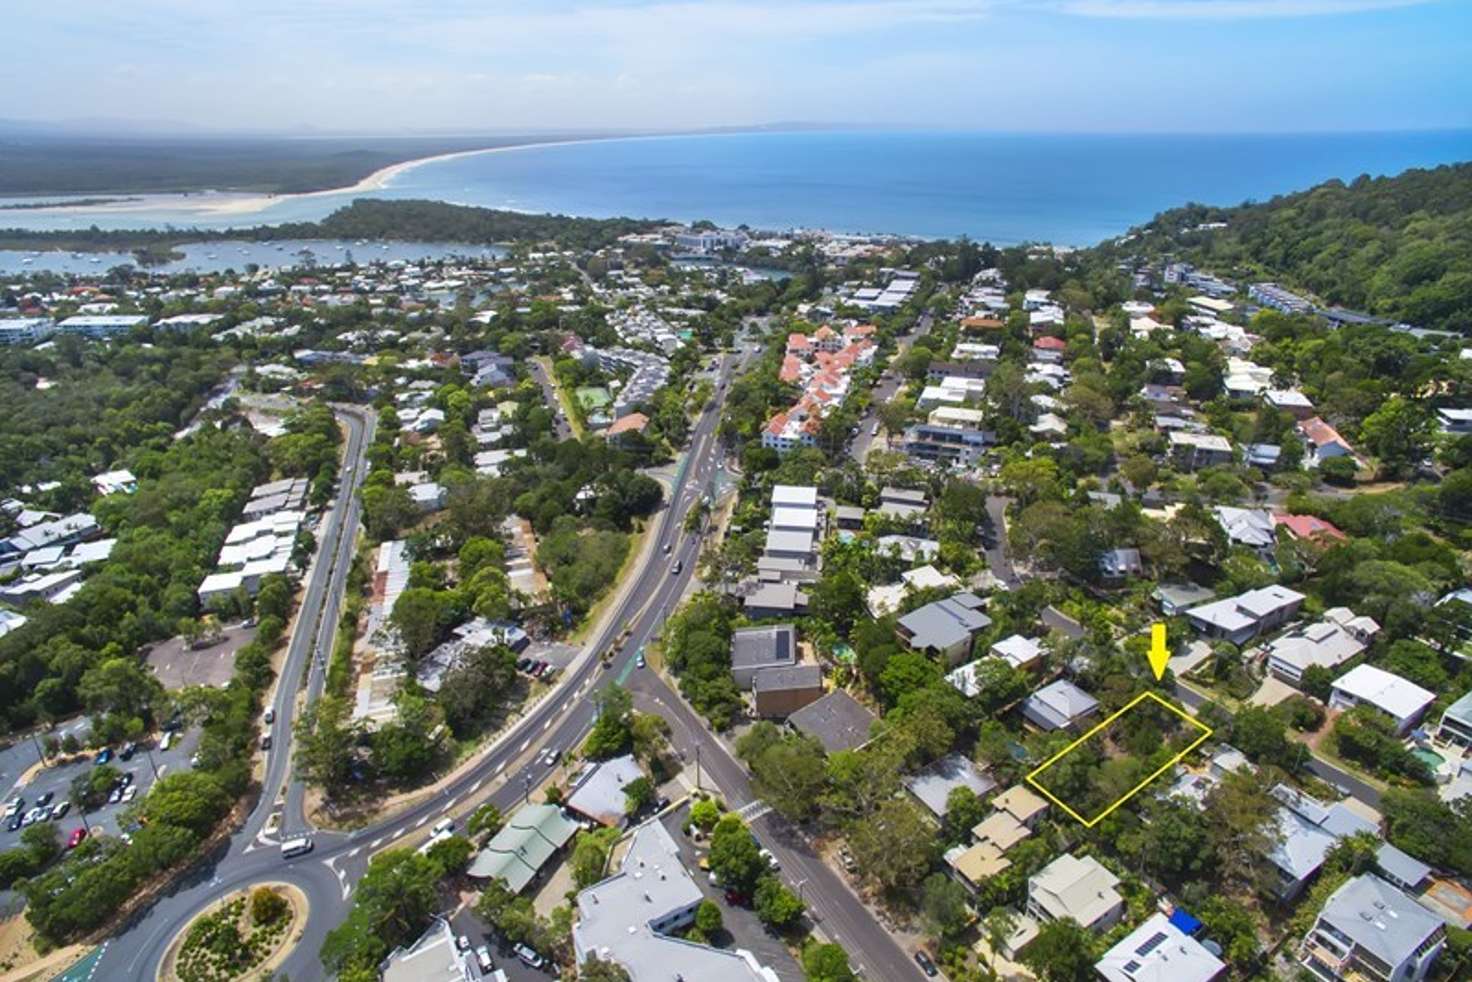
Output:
[[280, 836, 313, 859], [159, 731, 175, 751]]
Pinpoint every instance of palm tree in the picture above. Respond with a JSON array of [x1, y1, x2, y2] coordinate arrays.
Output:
[[983, 906, 1018, 977]]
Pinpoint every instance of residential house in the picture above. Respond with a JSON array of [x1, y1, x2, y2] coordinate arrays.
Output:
[[743, 581, 810, 619], [1214, 506, 1277, 554], [1153, 582, 1215, 617], [1274, 513, 1347, 544], [1329, 664, 1435, 736], [1095, 912, 1226, 982], [752, 664, 825, 719], [1434, 690, 1472, 751], [1299, 416, 1359, 467], [787, 690, 876, 753], [1098, 547, 1144, 584], [1436, 408, 1472, 435], [866, 565, 959, 618], [990, 635, 1046, 671], [875, 534, 940, 564], [730, 625, 798, 688], [1265, 389, 1316, 419], [896, 592, 992, 664], [901, 419, 994, 466], [1299, 875, 1445, 982], [1168, 431, 1234, 471], [1265, 608, 1379, 686], [878, 486, 928, 521], [1185, 585, 1306, 645], [904, 754, 997, 821], [1022, 679, 1100, 732], [1026, 854, 1125, 932], [565, 755, 647, 827]]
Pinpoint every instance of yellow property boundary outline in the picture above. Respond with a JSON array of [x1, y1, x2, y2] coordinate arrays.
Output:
[[1025, 690, 1213, 827]]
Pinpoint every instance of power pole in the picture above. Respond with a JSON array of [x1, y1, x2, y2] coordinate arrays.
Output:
[[695, 743, 702, 791]]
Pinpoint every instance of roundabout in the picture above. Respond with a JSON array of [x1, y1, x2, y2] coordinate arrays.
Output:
[[158, 882, 307, 982]]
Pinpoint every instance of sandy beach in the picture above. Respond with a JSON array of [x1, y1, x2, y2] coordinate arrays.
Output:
[[6, 136, 630, 223]]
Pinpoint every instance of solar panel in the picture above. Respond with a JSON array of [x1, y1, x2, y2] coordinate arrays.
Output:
[[1122, 960, 1141, 974], [1135, 932, 1169, 957]]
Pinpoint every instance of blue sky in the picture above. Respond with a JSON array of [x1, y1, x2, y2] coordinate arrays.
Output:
[[4, 0, 1469, 133]]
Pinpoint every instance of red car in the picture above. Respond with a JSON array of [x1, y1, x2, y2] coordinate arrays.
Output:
[[67, 827, 87, 849], [724, 889, 748, 907]]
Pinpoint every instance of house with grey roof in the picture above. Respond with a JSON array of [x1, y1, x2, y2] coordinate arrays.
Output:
[[1096, 911, 1225, 982], [466, 803, 579, 892], [730, 625, 797, 688], [565, 755, 647, 827], [904, 754, 997, 821], [1185, 584, 1305, 646], [1299, 874, 1445, 982], [787, 690, 876, 754], [1154, 582, 1215, 617], [1266, 608, 1379, 686], [573, 819, 780, 982], [1022, 679, 1099, 732], [1434, 690, 1472, 751], [897, 592, 992, 664], [1330, 664, 1436, 736], [752, 663, 824, 719], [743, 581, 809, 619]]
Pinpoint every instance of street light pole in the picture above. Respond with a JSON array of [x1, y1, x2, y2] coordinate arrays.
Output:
[[143, 746, 161, 781], [695, 743, 702, 791], [522, 773, 532, 805]]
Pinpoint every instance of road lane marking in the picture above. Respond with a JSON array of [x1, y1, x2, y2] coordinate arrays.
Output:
[[519, 739, 530, 752], [371, 836, 385, 848], [470, 779, 483, 792]]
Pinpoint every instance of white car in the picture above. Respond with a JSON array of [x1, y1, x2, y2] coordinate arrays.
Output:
[[541, 747, 560, 767], [50, 801, 70, 820], [431, 818, 455, 837], [455, 934, 471, 953], [108, 788, 123, 805], [122, 786, 138, 803]]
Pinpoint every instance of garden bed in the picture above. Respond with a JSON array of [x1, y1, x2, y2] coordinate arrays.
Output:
[[159, 882, 306, 982]]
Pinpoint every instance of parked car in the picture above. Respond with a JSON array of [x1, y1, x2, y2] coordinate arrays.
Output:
[[119, 742, 136, 761], [455, 934, 471, 953], [50, 801, 70, 820], [260, 734, 272, 751], [36, 791, 53, 807], [122, 786, 137, 803], [636, 650, 646, 668], [94, 747, 113, 765], [2, 798, 21, 818], [513, 944, 545, 969], [474, 945, 494, 972], [263, 708, 275, 725], [67, 828, 87, 849], [119, 772, 134, 787], [516, 658, 531, 672], [23, 807, 45, 826], [914, 950, 938, 977], [6, 815, 21, 832], [107, 788, 123, 805]]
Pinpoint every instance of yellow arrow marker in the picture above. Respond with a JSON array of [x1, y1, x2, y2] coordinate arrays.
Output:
[[1147, 622, 1170, 680]]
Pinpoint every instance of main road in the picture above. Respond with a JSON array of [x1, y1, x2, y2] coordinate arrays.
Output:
[[96, 347, 925, 981]]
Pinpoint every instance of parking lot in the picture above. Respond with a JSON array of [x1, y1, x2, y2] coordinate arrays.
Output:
[[659, 803, 805, 982], [449, 906, 558, 982], [0, 725, 203, 846], [146, 623, 258, 690]]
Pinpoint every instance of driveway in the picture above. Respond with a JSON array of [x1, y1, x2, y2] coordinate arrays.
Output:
[[449, 905, 559, 982], [659, 802, 806, 982]]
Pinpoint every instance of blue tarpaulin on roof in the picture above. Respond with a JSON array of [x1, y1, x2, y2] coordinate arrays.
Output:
[[1169, 909, 1202, 935]]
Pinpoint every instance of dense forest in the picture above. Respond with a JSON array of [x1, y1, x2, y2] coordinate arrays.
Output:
[[1096, 161, 1472, 332]]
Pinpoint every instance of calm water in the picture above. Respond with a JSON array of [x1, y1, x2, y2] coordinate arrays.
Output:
[[2, 130, 1469, 246], [0, 239, 507, 276]]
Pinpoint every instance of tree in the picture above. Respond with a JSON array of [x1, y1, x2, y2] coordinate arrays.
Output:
[[694, 898, 724, 937], [689, 797, 721, 832], [579, 955, 633, 982], [983, 906, 1018, 975], [1360, 395, 1435, 478], [1230, 705, 1291, 766], [467, 802, 504, 838], [250, 887, 289, 925], [750, 734, 827, 823], [293, 698, 358, 793], [1196, 896, 1259, 965], [754, 876, 805, 930], [1023, 917, 1098, 982], [320, 849, 441, 976], [361, 482, 417, 539], [942, 785, 988, 846], [920, 872, 970, 938], [77, 656, 164, 722], [390, 588, 454, 659], [1201, 770, 1282, 895], [438, 644, 519, 737], [801, 941, 857, 982], [847, 798, 935, 892], [708, 815, 764, 893], [622, 776, 655, 816], [585, 684, 634, 759], [572, 827, 620, 888]]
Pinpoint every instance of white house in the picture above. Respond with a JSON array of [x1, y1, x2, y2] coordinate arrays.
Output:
[[1330, 664, 1435, 736]]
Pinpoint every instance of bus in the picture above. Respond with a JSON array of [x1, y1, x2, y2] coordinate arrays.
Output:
[[280, 836, 313, 859]]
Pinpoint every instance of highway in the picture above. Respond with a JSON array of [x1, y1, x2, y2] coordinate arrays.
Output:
[[91, 348, 926, 981]]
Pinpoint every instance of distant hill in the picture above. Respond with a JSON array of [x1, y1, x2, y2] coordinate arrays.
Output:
[[1101, 161, 1472, 333]]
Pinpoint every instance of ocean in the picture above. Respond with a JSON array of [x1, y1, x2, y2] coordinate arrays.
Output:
[[3, 129, 1470, 246]]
